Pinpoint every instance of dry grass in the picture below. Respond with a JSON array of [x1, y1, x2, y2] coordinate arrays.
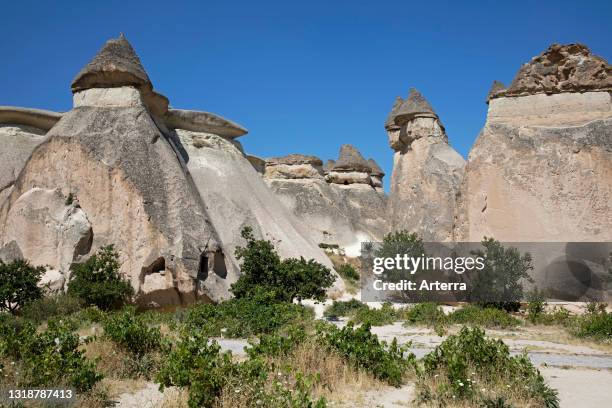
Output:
[[217, 339, 385, 407], [157, 387, 190, 408], [82, 338, 131, 378]]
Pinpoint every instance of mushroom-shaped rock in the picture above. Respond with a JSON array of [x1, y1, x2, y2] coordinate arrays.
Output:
[[332, 144, 371, 173], [264, 154, 324, 180], [498, 43, 612, 98], [164, 109, 248, 138], [0, 106, 63, 131], [392, 88, 437, 125], [265, 154, 323, 166], [71, 34, 152, 92], [486, 80, 506, 103]]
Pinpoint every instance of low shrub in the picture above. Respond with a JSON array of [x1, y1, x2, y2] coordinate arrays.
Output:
[[317, 321, 415, 387], [404, 302, 447, 327], [351, 302, 405, 326], [68, 245, 133, 311], [323, 299, 366, 318], [526, 289, 546, 323], [1, 317, 102, 392], [247, 324, 308, 358], [449, 305, 521, 328], [102, 307, 162, 355], [336, 264, 359, 283], [185, 294, 314, 338], [156, 329, 268, 408], [418, 326, 558, 407], [20, 294, 83, 323], [0, 259, 46, 314], [572, 308, 612, 341]]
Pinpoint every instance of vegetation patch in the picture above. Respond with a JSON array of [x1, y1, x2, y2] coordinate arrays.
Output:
[[416, 326, 559, 407], [68, 245, 133, 311]]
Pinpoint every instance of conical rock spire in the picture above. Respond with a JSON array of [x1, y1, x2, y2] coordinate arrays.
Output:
[[71, 35, 152, 93]]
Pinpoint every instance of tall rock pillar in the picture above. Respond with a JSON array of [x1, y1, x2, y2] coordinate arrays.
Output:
[[385, 89, 465, 241]]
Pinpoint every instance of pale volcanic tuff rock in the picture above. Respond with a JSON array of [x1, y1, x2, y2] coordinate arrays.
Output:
[[385, 89, 465, 241], [175, 130, 342, 294], [0, 35, 343, 306], [456, 44, 612, 242], [263, 147, 388, 255]]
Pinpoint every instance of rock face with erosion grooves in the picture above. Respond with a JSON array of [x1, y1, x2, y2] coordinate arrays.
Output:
[[385, 89, 465, 241], [263, 146, 388, 256], [0, 35, 343, 306], [455, 44, 612, 241]]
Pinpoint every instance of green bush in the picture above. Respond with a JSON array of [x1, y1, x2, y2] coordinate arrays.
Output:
[[2, 317, 102, 392], [20, 294, 83, 323], [404, 302, 447, 327], [317, 321, 415, 387], [231, 227, 335, 302], [449, 305, 520, 328], [572, 308, 612, 341], [67, 245, 133, 311], [526, 289, 547, 323], [156, 329, 268, 408], [469, 239, 533, 312], [336, 264, 359, 283], [351, 302, 405, 326], [247, 324, 308, 358], [103, 307, 162, 355], [0, 259, 46, 314], [419, 326, 558, 407], [185, 293, 314, 338], [323, 299, 366, 318]]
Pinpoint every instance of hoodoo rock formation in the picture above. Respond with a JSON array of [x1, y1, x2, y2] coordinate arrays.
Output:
[[455, 44, 612, 241], [263, 145, 388, 255], [385, 89, 465, 241], [0, 35, 341, 306]]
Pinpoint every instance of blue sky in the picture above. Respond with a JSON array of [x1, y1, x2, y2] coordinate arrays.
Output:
[[2, 0, 611, 190]]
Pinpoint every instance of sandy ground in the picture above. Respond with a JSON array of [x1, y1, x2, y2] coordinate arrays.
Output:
[[115, 322, 612, 408]]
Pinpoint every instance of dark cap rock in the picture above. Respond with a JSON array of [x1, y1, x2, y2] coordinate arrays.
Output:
[[497, 43, 612, 99], [386, 88, 437, 128], [71, 34, 152, 93], [367, 159, 384, 177], [332, 144, 371, 173], [266, 154, 323, 166], [486, 80, 506, 103], [384, 96, 404, 129]]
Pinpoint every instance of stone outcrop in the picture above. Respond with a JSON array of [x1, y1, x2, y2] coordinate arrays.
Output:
[[456, 44, 612, 241], [385, 89, 465, 241], [263, 146, 388, 255], [496, 43, 611, 98], [0, 35, 342, 306]]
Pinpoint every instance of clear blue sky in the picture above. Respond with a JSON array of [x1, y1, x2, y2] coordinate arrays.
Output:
[[2, 0, 611, 190]]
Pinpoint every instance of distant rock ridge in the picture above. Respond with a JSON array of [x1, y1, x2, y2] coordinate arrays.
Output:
[[491, 43, 612, 99]]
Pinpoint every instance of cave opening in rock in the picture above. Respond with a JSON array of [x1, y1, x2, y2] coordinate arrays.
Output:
[[213, 251, 227, 279], [198, 253, 209, 280]]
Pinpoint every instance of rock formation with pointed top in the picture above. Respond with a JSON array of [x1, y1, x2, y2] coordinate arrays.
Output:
[[0, 35, 343, 306], [486, 80, 506, 102], [385, 89, 465, 241], [455, 43, 612, 242]]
